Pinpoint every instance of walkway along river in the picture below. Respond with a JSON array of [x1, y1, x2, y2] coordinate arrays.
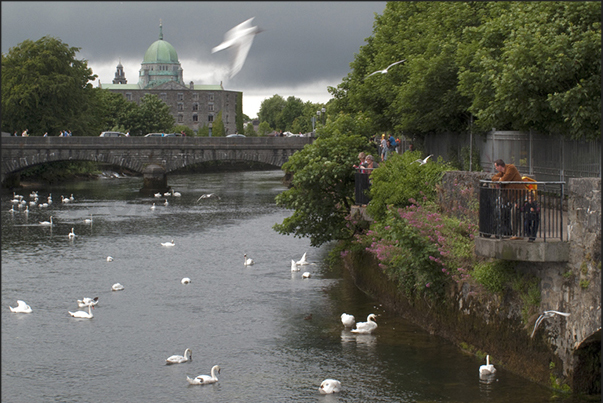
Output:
[[1, 170, 593, 402]]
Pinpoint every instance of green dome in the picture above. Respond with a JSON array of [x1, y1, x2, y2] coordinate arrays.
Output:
[[143, 39, 179, 63]]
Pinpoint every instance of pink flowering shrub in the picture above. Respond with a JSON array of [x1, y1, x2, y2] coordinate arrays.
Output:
[[352, 199, 477, 299]]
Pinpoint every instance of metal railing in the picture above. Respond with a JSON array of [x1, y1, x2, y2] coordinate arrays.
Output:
[[354, 168, 377, 205], [478, 180, 566, 242]]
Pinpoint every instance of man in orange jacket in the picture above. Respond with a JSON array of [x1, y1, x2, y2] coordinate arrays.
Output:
[[491, 159, 525, 239]]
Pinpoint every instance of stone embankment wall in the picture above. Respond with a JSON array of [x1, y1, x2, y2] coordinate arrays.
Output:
[[344, 172, 601, 393]]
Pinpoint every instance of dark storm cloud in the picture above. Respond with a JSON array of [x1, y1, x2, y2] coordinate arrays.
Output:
[[1, 2, 387, 115]]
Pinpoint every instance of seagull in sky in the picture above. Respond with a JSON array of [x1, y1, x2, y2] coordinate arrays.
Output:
[[212, 17, 263, 78], [530, 310, 570, 338], [364, 59, 406, 79], [411, 155, 433, 166]]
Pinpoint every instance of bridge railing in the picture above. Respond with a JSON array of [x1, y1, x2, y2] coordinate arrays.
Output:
[[354, 168, 377, 205], [478, 180, 566, 241]]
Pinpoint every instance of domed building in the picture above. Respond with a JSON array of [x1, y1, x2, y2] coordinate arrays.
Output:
[[100, 21, 242, 135]]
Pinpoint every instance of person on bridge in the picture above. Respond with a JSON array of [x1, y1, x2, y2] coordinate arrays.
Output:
[[491, 159, 525, 239]]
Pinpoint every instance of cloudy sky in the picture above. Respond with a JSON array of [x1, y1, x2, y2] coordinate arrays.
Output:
[[1, 1, 387, 118]]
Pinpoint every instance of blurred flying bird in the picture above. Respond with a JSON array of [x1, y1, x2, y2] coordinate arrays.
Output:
[[365, 59, 406, 79], [411, 155, 433, 166], [531, 310, 570, 338], [212, 17, 263, 78]]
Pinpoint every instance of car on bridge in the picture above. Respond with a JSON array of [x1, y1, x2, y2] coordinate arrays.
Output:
[[226, 134, 246, 138], [144, 133, 182, 137], [100, 131, 127, 137]]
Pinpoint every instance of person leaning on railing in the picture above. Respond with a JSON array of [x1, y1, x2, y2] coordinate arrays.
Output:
[[491, 159, 526, 239]]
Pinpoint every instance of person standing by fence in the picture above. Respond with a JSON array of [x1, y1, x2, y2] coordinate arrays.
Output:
[[522, 191, 540, 242], [491, 159, 525, 239]]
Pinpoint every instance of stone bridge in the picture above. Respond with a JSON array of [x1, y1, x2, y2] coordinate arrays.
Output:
[[1, 136, 313, 191]]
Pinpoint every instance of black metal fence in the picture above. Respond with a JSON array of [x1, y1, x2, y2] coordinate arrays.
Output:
[[354, 169, 374, 205], [478, 180, 566, 241]]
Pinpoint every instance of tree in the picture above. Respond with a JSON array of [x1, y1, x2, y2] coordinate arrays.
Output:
[[92, 88, 137, 134], [277, 96, 305, 131], [125, 94, 174, 135], [258, 95, 286, 129], [171, 124, 194, 136], [258, 121, 272, 136], [1, 36, 97, 135], [244, 123, 257, 137], [212, 111, 225, 137]]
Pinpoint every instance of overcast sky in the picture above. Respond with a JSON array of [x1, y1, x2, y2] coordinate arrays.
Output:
[[1, 1, 387, 117]]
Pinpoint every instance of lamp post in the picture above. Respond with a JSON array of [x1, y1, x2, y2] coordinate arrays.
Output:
[[321, 107, 326, 125], [316, 110, 321, 127]]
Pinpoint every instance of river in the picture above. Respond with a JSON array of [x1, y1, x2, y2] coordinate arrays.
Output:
[[1, 170, 590, 402]]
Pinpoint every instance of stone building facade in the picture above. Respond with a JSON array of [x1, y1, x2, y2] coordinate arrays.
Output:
[[99, 22, 241, 135]]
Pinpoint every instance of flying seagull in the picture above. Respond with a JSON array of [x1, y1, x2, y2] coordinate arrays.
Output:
[[364, 59, 406, 79], [530, 310, 570, 338], [212, 17, 263, 78], [411, 155, 433, 166]]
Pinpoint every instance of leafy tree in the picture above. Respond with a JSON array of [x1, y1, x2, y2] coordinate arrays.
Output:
[[258, 121, 272, 136], [258, 95, 286, 129], [366, 151, 453, 221], [211, 111, 225, 137], [92, 88, 137, 134], [1, 36, 97, 135], [125, 94, 174, 135], [277, 96, 305, 131], [197, 124, 210, 137], [235, 92, 244, 134], [244, 122, 257, 137], [171, 124, 194, 136]]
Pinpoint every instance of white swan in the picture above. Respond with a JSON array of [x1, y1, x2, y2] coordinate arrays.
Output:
[[107, 256, 114, 262], [163, 191, 171, 197], [112, 283, 124, 291], [84, 215, 93, 224], [39, 216, 53, 226], [319, 379, 341, 394], [291, 259, 299, 272], [166, 348, 192, 365], [77, 297, 99, 308], [154, 192, 162, 198], [296, 252, 309, 265], [302, 271, 311, 278], [187, 365, 220, 385], [161, 240, 175, 247], [68, 228, 75, 239], [411, 154, 434, 166], [341, 313, 356, 328], [69, 194, 74, 201], [164, 199, 169, 206], [244, 254, 254, 266], [68, 304, 94, 319], [9, 300, 32, 313], [479, 355, 496, 376], [150, 203, 156, 210], [181, 277, 191, 284], [61, 195, 70, 203], [39, 202, 49, 208], [351, 313, 378, 334], [171, 190, 181, 197], [9, 205, 15, 213]]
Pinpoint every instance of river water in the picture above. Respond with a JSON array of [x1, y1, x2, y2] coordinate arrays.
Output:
[[1, 170, 590, 402]]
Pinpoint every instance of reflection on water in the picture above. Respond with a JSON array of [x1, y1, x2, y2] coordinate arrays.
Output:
[[1, 171, 592, 402]]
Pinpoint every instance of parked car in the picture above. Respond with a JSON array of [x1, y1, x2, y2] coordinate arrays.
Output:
[[226, 134, 246, 138], [144, 132, 182, 137], [100, 131, 126, 137]]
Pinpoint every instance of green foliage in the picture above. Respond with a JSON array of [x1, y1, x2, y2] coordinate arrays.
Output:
[[211, 111, 225, 137], [257, 121, 272, 136], [273, 132, 369, 247], [258, 95, 286, 130], [352, 200, 478, 299], [235, 92, 244, 134], [366, 150, 453, 221], [19, 161, 101, 183], [171, 125, 194, 136], [511, 275, 542, 323], [579, 279, 590, 289], [471, 260, 515, 293], [124, 94, 174, 135], [244, 122, 257, 137], [1, 36, 98, 136], [197, 125, 210, 137]]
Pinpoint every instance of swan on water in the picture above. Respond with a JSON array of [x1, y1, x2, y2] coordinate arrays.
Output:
[[69, 194, 74, 201], [154, 192, 162, 198], [181, 277, 191, 284], [295, 252, 308, 265], [112, 283, 124, 291], [291, 260, 300, 272], [161, 240, 175, 247], [171, 190, 181, 197], [39, 216, 53, 226], [77, 297, 99, 308], [341, 313, 356, 328], [319, 379, 341, 394], [68, 228, 76, 239], [68, 304, 94, 319], [186, 365, 220, 385], [84, 215, 93, 224], [197, 193, 220, 201], [9, 205, 15, 213], [107, 256, 114, 262], [302, 271, 311, 278], [9, 300, 32, 313], [150, 203, 156, 210], [479, 355, 496, 376], [164, 199, 169, 206], [244, 254, 254, 266], [166, 348, 192, 364], [164, 191, 171, 197], [351, 313, 378, 334]]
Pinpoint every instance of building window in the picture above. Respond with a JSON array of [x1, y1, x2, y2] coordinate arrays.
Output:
[[208, 93, 214, 102], [192, 103, 199, 111], [178, 114, 184, 123], [178, 103, 184, 111], [126, 93, 132, 101], [193, 93, 198, 101], [177, 93, 184, 101], [192, 114, 198, 122], [208, 115, 214, 122], [208, 104, 214, 112]]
